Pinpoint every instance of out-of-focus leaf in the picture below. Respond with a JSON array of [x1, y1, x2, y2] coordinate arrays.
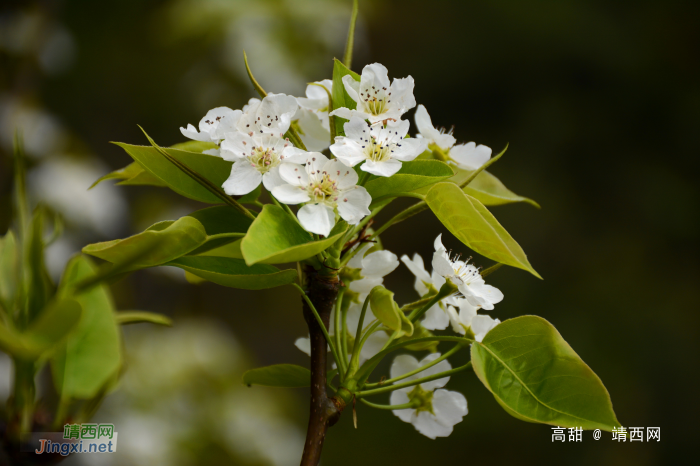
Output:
[[242, 364, 311, 388], [82, 217, 207, 271], [368, 286, 413, 338], [116, 311, 172, 327], [186, 205, 253, 254], [0, 230, 18, 310], [52, 256, 121, 399], [112, 143, 233, 203], [425, 182, 541, 278], [471, 315, 620, 431], [332, 58, 360, 137], [198, 238, 244, 259], [90, 162, 166, 189], [365, 160, 453, 203], [166, 256, 297, 290], [27, 206, 54, 321], [241, 205, 347, 265], [0, 298, 83, 360]]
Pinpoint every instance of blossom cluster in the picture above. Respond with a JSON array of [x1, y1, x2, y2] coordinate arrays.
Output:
[[180, 63, 491, 237], [181, 62, 499, 440]]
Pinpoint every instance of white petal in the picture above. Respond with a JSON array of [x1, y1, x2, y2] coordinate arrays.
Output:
[[432, 389, 468, 426], [262, 166, 286, 191], [390, 389, 414, 423], [432, 251, 454, 278], [422, 303, 450, 330], [337, 187, 371, 225], [390, 354, 420, 380], [279, 162, 309, 186], [411, 411, 452, 439], [328, 106, 356, 120], [349, 276, 383, 295], [180, 124, 212, 142], [296, 109, 330, 152], [298, 203, 335, 237], [294, 337, 311, 356], [361, 250, 399, 278], [449, 142, 492, 170], [343, 117, 370, 141], [400, 254, 432, 294], [347, 243, 372, 269], [329, 139, 367, 167], [272, 184, 310, 205], [389, 76, 416, 113], [414, 104, 434, 137], [433, 234, 446, 252], [222, 162, 262, 195], [281, 146, 311, 164], [479, 284, 504, 306], [392, 137, 427, 162], [341, 74, 361, 104], [361, 63, 391, 91], [329, 159, 359, 189], [471, 315, 500, 342], [447, 306, 467, 335], [220, 131, 255, 161], [418, 353, 452, 391], [361, 159, 402, 177]]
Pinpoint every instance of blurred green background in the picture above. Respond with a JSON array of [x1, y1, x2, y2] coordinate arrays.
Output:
[[1, 0, 697, 465]]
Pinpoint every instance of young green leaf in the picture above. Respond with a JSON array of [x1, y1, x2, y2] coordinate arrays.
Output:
[[471, 315, 620, 431], [242, 364, 311, 388], [332, 58, 360, 137], [241, 205, 347, 265], [26, 205, 55, 321], [166, 256, 298, 290], [186, 205, 253, 255], [425, 182, 541, 278], [82, 216, 208, 271], [368, 286, 413, 338], [112, 143, 233, 204], [116, 311, 172, 327], [365, 160, 453, 203], [0, 231, 18, 311], [169, 140, 219, 152], [52, 256, 121, 399], [445, 168, 540, 208]]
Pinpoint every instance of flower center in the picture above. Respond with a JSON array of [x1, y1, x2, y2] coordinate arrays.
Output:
[[307, 173, 339, 205], [359, 85, 391, 116], [408, 385, 435, 415], [366, 136, 392, 162], [249, 146, 280, 174]]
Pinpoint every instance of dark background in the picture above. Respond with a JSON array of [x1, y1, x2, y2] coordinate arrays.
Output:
[[1, 0, 698, 464]]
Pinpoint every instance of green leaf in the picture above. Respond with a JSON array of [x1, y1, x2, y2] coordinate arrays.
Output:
[[471, 315, 620, 431], [0, 230, 18, 310], [240, 205, 347, 265], [82, 216, 207, 271], [166, 256, 297, 290], [0, 298, 83, 359], [425, 182, 541, 278], [242, 364, 311, 388], [90, 162, 166, 189], [368, 286, 413, 338], [365, 160, 453, 202], [112, 143, 233, 204], [27, 206, 55, 321], [332, 58, 360, 137], [170, 140, 219, 152], [443, 168, 540, 208], [52, 256, 121, 399], [116, 311, 172, 327], [186, 205, 253, 255]]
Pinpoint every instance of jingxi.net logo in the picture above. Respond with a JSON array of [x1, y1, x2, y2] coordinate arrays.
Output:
[[31, 423, 118, 456]]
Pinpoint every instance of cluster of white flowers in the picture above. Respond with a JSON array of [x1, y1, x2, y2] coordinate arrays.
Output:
[[181, 63, 501, 440], [180, 62, 491, 237]]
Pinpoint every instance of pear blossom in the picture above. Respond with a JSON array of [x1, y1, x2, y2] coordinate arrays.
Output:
[[347, 244, 399, 300], [330, 117, 427, 177], [296, 79, 333, 131], [445, 298, 500, 342], [180, 107, 242, 155], [401, 252, 459, 331], [432, 234, 503, 310], [414, 104, 456, 151], [330, 63, 416, 124], [237, 93, 298, 135], [390, 354, 468, 439], [272, 153, 371, 236], [219, 130, 306, 195], [294, 108, 331, 152], [449, 142, 492, 171], [414, 104, 492, 171]]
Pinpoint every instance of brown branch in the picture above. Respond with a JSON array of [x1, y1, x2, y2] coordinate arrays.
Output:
[[300, 267, 345, 466]]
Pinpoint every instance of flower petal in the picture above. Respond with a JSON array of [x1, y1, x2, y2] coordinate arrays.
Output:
[[222, 162, 262, 195], [361, 250, 399, 278], [422, 303, 450, 330], [272, 184, 310, 205], [390, 389, 414, 423], [298, 203, 335, 236], [337, 187, 371, 225], [361, 159, 402, 177], [449, 142, 492, 170], [390, 354, 420, 380], [279, 162, 309, 186]]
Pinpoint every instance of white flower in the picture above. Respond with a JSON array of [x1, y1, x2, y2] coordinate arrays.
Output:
[[444, 298, 499, 341], [180, 107, 242, 155], [449, 142, 492, 171], [272, 153, 371, 236], [390, 353, 468, 439], [401, 253, 459, 331], [219, 130, 306, 195], [330, 117, 426, 177], [432, 234, 504, 310], [470, 314, 500, 342], [296, 79, 333, 131], [414, 104, 456, 151], [330, 63, 416, 124], [294, 108, 331, 152], [237, 93, 299, 135], [347, 245, 399, 300]]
